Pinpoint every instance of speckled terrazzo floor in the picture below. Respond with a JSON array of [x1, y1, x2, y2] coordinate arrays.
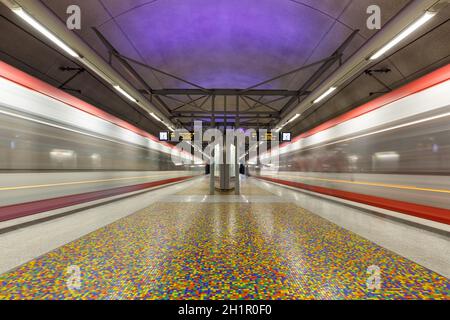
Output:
[[0, 200, 448, 300], [175, 181, 275, 195]]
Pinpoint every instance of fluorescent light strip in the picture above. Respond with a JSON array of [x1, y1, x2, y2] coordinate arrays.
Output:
[[151, 114, 174, 131], [288, 114, 300, 123], [370, 11, 436, 60], [81, 59, 115, 85], [313, 87, 337, 104], [12, 7, 80, 58], [150, 113, 162, 122], [113, 85, 138, 103]]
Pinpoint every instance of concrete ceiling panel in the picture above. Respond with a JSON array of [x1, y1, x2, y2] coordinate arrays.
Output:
[[338, 0, 410, 39], [364, 59, 407, 88], [68, 73, 144, 124], [42, 0, 112, 59], [287, 22, 366, 90], [388, 20, 450, 79], [0, 9, 74, 84], [42, 0, 111, 25]]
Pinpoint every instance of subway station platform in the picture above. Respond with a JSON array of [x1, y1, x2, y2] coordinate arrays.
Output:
[[1, 177, 448, 300], [1, 0, 450, 304]]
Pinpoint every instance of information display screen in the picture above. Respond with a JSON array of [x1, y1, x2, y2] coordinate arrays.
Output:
[[281, 132, 292, 142], [248, 131, 279, 141], [170, 132, 195, 141], [261, 132, 278, 141], [159, 131, 169, 141]]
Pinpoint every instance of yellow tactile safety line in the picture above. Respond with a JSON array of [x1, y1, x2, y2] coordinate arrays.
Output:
[[264, 174, 450, 194], [0, 174, 448, 194], [0, 174, 190, 191]]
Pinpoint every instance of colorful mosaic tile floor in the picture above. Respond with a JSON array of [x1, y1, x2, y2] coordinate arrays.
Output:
[[0, 200, 448, 300]]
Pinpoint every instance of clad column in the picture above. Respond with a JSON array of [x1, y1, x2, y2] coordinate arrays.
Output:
[[209, 95, 215, 195], [235, 96, 240, 195]]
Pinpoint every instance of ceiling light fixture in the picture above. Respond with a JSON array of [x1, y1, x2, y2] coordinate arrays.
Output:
[[150, 113, 164, 123], [313, 87, 337, 104], [81, 58, 115, 85], [113, 85, 138, 103], [12, 7, 80, 58], [370, 11, 436, 60], [288, 114, 301, 123]]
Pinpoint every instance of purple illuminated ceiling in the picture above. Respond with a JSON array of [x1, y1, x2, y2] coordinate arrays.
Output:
[[98, 0, 353, 89], [41, 0, 414, 93], [36, 0, 432, 131]]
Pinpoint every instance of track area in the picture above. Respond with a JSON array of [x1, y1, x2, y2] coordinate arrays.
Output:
[[0, 171, 198, 207], [255, 172, 450, 210]]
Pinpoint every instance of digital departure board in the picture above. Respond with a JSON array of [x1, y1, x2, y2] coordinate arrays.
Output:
[[170, 132, 195, 141], [261, 132, 278, 141], [159, 131, 169, 141], [281, 132, 292, 142]]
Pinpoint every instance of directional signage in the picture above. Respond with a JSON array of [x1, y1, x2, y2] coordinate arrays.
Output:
[[170, 132, 195, 142], [281, 132, 292, 142], [159, 131, 169, 141]]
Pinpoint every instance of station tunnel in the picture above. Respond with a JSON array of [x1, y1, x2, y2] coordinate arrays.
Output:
[[0, 0, 449, 302]]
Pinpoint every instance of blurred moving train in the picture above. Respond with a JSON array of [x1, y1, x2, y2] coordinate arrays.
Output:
[[250, 64, 450, 223], [0, 61, 204, 221], [1, 59, 449, 226]]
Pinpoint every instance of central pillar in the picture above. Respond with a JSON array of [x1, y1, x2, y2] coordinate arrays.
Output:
[[209, 95, 216, 195], [234, 96, 241, 195]]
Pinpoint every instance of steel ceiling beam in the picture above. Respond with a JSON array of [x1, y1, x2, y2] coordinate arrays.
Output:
[[178, 121, 270, 128], [118, 53, 210, 93], [280, 29, 360, 118], [91, 27, 174, 120], [162, 95, 208, 111], [173, 115, 278, 120], [172, 111, 278, 116], [242, 95, 279, 112], [239, 55, 338, 94], [91, 31, 352, 130], [151, 89, 300, 96]]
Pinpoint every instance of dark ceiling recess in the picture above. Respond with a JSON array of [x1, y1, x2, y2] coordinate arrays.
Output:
[[365, 68, 392, 96], [58, 66, 85, 94]]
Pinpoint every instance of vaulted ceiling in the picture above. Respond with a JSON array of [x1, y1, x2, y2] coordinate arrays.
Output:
[[0, 0, 449, 135]]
